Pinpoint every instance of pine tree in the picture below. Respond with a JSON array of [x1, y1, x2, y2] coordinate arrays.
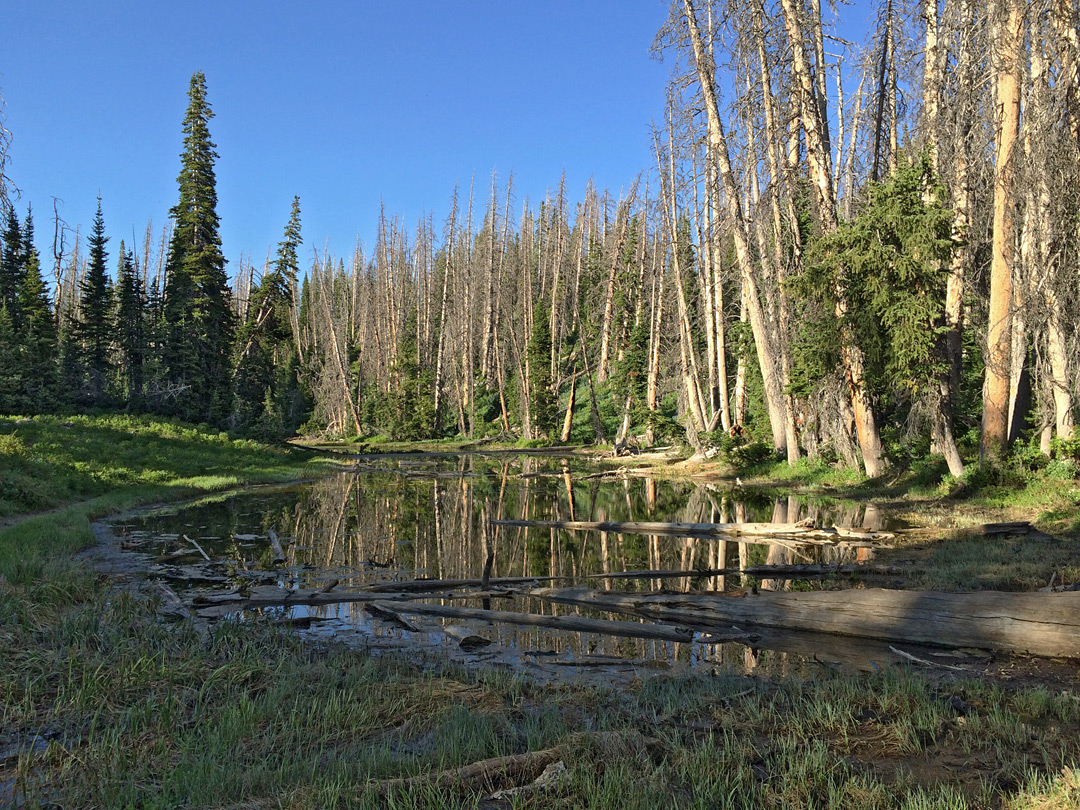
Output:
[[0, 206, 22, 319], [77, 197, 113, 403], [0, 305, 19, 413], [17, 246, 57, 412], [115, 240, 146, 408], [234, 196, 302, 433], [161, 71, 234, 423], [528, 304, 556, 438]]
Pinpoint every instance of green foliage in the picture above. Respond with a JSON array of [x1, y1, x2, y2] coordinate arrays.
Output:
[[0, 413, 341, 517], [0, 205, 24, 318], [161, 72, 235, 424], [234, 197, 304, 437], [527, 304, 556, 437], [705, 431, 775, 467], [114, 241, 146, 408], [792, 153, 957, 401], [16, 247, 57, 412], [77, 198, 114, 404]]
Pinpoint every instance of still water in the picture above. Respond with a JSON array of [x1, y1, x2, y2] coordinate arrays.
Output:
[[113, 453, 902, 680]]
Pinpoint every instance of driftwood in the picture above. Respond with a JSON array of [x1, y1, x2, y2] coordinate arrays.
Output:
[[362, 574, 564, 593], [382, 600, 759, 645], [491, 518, 890, 546], [268, 527, 286, 565], [364, 601, 423, 632], [442, 624, 493, 650], [586, 564, 903, 581], [365, 731, 654, 797], [182, 534, 210, 561], [190, 585, 424, 618], [527, 586, 1080, 658]]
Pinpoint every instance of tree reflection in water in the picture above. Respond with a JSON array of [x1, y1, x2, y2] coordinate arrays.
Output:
[[123, 454, 896, 676]]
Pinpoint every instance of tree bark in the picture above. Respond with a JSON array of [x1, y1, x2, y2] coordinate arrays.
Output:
[[982, 0, 1024, 463]]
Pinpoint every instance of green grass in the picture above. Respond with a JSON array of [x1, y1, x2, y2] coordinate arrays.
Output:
[[2, 415, 1080, 807], [0, 413, 343, 517]]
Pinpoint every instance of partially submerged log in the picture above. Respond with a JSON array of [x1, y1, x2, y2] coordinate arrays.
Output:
[[381, 600, 760, 645], [268, 527, 286, 565], [586, 563, 903, 581], [527, 586, 1080, 658], [182, 534, 210, 561], [491, 518, 891, 546], [189, 585, 425, 618]]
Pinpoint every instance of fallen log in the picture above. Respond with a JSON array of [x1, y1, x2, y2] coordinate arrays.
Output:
[[491, 518, 891, 546], [379, 600, 759, 645], [365, 731, 654, 797], [182, 534, 210, 562], [189, 585, 428, 618], [527, 586, 1080, 658], [268, 527, 286, 565], [585, 564, 904, 581], [363, 574, 564, 593]]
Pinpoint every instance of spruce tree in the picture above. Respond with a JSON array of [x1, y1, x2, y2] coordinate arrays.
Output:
[[114, 240, 146, 408], [161, 71, 234, 423], [0, 206, 22, 319], [0, 305, 19, 412], [234, 197, 302, 433], [17, 246, 57, 412], [528, 304, 556, 438], [77, 197, 114, 403]]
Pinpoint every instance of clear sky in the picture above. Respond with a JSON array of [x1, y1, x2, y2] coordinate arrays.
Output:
[[3, 1, 675, 272]]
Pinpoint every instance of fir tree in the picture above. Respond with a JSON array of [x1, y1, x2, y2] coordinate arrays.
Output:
[[0, 206, 22, 319], [77, 197, 114, 403], [528, 304, 556, 438], [234, 196, 302, 433], [161, 71, 234, 423], [17, 246, 57, 412], [0, 305, 19, 412], [114, 240, 146, 408]]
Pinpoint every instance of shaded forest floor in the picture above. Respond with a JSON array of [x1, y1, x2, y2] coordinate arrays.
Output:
[[2, 417, 1079, 808]]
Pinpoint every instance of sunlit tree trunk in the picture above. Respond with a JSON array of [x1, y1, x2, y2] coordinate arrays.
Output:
[[982, 0, 1024, 463]]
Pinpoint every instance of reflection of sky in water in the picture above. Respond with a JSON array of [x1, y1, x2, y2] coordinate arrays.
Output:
[[114, 454, 905, 678]]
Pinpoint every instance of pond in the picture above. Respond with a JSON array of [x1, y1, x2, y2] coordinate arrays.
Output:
[[110, 452, 913, 681]]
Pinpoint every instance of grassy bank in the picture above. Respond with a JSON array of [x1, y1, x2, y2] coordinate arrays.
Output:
[[2, 417, 1079, 807], [0, 414, 346, 583]]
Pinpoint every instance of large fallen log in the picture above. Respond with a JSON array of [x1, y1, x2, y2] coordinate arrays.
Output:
[[585, 564, 904, 580], [527, 586, 1080, 658], [491, 519, 890, 546], [379, 600, 759, 645]]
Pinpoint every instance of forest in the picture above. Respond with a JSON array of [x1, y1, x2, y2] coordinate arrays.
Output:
[[1, 0, 1077, 482]]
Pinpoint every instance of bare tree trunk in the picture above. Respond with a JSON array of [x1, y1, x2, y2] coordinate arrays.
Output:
[[682, 0, 788, 456], [433, 191, 457, 432], [982, 0, 1024, 463]]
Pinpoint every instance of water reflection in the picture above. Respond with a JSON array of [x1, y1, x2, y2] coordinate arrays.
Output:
[[118, 454, 901, 678]]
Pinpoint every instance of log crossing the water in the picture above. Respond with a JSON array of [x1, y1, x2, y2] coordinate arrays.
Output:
[[491, 518, 892, 546], [526, 586, 1080, 659]]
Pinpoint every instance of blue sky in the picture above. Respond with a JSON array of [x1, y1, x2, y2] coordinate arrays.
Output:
[[4, 1, 674, 270], [4, 1, 878, 274]]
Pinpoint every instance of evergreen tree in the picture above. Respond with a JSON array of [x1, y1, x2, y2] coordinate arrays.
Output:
[[17, 246, 57, 412], [0, 305, 19, 412], [77, 197, 114, 403], [161, 71, 234, 423], [528, 304, 556, 438], [114, 240, 146, 408], [234, 197, 303, 434], [796, 153, 956, 400], [0, 206, 22, 319]]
